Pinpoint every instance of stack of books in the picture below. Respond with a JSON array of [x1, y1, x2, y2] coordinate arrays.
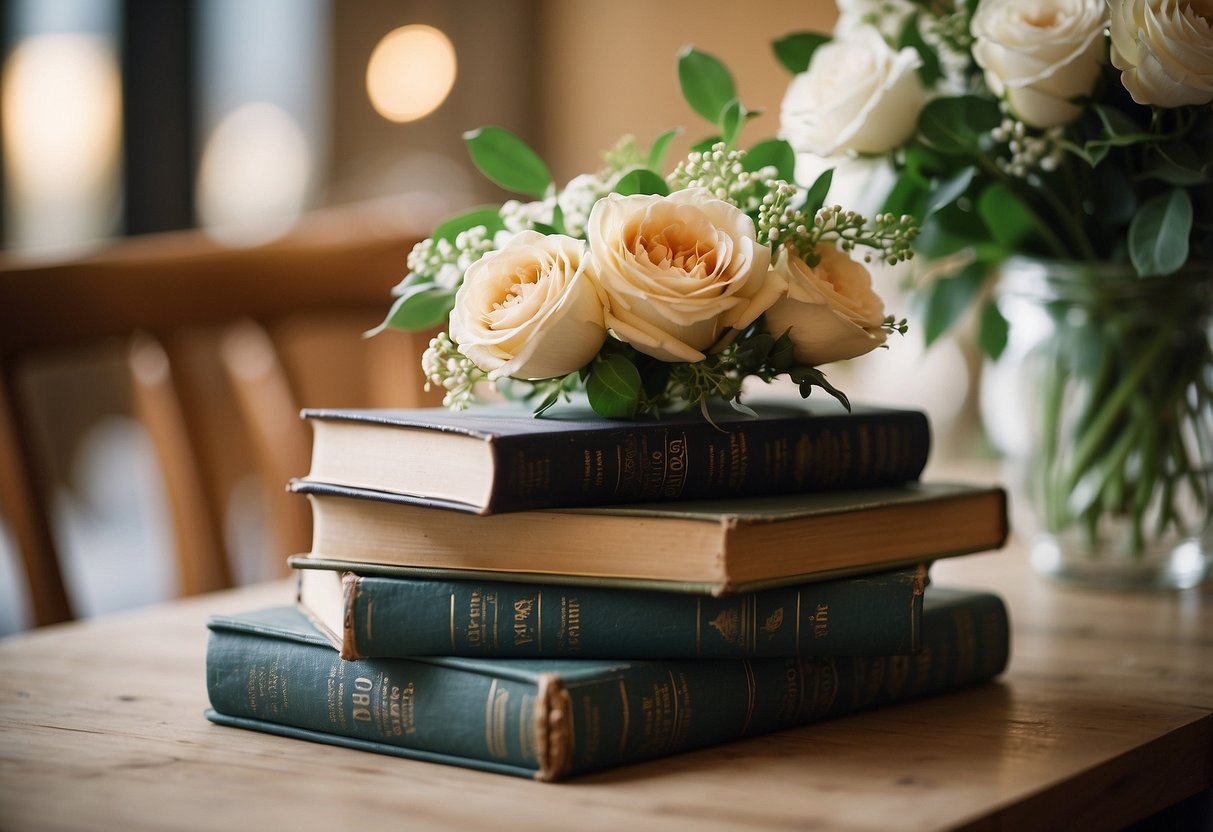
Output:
[[205, 400, 1011, 781]]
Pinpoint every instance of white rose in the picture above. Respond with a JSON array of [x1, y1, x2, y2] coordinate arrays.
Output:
[[971, 0, 1107, 128], [449, 230, 607, 380], [1109, 0, 1213, 108], [779, 25, 926, 156], [587, 188, 777, 363], [762, 245, 888, 366]]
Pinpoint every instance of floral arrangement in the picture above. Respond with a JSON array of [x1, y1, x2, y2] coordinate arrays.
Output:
[[774, 0, 1211, 354], [375, 47, 914, 419], [771, 0, 1212, 566]]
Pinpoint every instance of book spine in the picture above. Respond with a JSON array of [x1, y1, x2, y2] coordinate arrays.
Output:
[[340, 567, 926, 659], [488, 410, 930, 511], [206, 591, 1008, 781]]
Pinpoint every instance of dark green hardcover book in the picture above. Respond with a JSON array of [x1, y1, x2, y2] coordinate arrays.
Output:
[[295, 560, 928, 660], [301, 400, 930, 514], [205, 588, 1009, 781]]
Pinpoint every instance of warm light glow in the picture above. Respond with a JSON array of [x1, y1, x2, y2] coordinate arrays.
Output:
[[196, 102, 312, 246], [1, 33, 122, 251], [366, 24, 457, 123]]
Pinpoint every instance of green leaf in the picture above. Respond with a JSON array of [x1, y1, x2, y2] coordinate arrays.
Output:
[[789, 365, 850, 411], [924, 167, 976, 218], [720, 98, 744, 148], [978, 299, 1009, 360], [743, 138, 795, 181], [921, 261, 987, 346], [678, 46, 737, 123], [897, 14, 942, 87], [585, 354, 643, 418], [772, 32, 831, 74], [916, 201, 992, 259], [432, 206, 505, 243], [803, 168, 834, 215], [977, 183, 1041, 252], [1091, 104, 1153, 146], [917, 96, 1001, 155], [1129, 189, 1193, 276], [692, 135, 723, 154], [1143, 142, 1212, 186], [464, 126, 552, 198], [647, 128, 681, 171], [881, 176, 929, 219], [612, 167, 670, 197], [369, 285, 456, 335]]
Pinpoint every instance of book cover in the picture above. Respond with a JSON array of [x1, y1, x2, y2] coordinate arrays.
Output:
[[294, 561, 928, 660], [302, 399, 931, 514], [205, 588, 1010, 781], [292, 480, 1009, 594]]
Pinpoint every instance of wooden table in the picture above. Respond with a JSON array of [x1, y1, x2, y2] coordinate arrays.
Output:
[[2, 537, 1211, 832]]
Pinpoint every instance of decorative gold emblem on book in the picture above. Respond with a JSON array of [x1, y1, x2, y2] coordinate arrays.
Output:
[[761, 607, 784, 638], [708, 608, 740, 644]]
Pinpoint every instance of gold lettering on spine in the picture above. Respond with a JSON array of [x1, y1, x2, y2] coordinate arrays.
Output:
[[364, 598, 373, 643], [449, 593, 456, 653], [667, 671, 679, 750], [537, 592, 542, 651]]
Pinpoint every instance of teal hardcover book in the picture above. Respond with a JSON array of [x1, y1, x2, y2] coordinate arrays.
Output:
[[295, 561, 928, 660], [205, 588, 1010, 781]]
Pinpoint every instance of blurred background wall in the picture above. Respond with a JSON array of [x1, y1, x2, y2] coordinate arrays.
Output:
[[0, 1, 982, 633]]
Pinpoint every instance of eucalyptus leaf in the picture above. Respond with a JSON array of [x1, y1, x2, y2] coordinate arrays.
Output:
[[897, 14, 942, 87], [772, 32, 830, 74], [585, 354, 643, 418], [720, 98, 744, 148], [977, 183, 1043, 252], [432, 206, 505, 243], [917, 97, 1001, 155], [464, 126, 552, 198], [368, 285, 455, 335], [1144, 143, 1211, 186], [978, 299, 1009, 360], [1129, 189, 1193, 276], [1091, 104, 1153, 146], [921, 261, 986, 346], [678, 46, 737, 123], [924, 167, 976, 218], [803, 168, 834, 215], [647, 128, 681, 171], [743, 138, 795, 181], [612, 167, 670, 197]]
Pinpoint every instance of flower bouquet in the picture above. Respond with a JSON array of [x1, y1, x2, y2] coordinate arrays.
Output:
[[771, 0, 1212, 584], [374, 46, 914, 420]]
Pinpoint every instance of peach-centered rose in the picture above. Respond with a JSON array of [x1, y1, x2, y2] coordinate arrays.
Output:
[[762, 245, 888, 365], [779, 25, 926, 156], [1109, 0, 1213, 107], [971, 0, 1108, 127], [587, 188, 778, 363], [448, 230, 607, 380]]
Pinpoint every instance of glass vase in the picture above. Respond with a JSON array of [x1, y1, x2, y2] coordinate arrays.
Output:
[[980, 258, 1213, 590]]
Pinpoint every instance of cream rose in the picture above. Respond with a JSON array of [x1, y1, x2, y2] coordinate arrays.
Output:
[[1109, 0, 1213, 107], [448, 230, 607, 380], [779, 25, 926, 156], [587, 188, 778, 363], [762, 245, 888, 366], [971, 0, 1107, 128]]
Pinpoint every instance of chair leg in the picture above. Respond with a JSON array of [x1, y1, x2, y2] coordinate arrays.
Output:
[[129, 333, 232, 596], [0, 369, 73, 626]]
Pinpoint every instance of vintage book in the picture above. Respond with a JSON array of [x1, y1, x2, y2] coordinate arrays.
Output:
[[300, 400, 931, 514], [294, 561, 928, 660], [205, 588, 1010, 781], [291, 480, 1008, 595]]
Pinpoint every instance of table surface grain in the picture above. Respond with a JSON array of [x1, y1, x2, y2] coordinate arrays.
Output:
[[2, 525, 1211, 832]]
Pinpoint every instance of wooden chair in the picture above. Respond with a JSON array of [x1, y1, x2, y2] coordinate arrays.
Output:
[[0, 206, 442, 628]]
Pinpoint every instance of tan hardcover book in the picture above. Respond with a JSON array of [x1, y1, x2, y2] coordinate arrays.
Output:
[[291, 480, 1008, 595]]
